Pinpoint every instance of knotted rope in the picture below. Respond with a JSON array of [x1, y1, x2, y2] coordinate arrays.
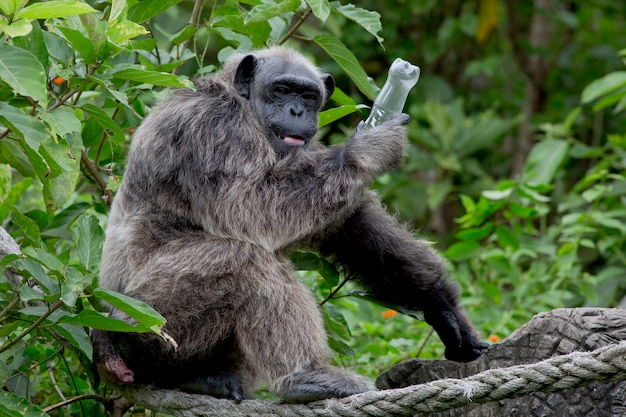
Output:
[[123, 340, 626, 417]]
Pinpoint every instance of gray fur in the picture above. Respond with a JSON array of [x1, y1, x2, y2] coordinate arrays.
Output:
[[94, 47, 485, 402]]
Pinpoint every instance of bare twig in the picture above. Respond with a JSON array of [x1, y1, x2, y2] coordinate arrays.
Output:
[[48, 362, 67, 401], [319, 271, 354, 306], [43, 394, 114, 413], [277, 7, 313, 46], [81, 150, 114, 205], [0, 294, 20, 320], [0, 299, 64, 354]]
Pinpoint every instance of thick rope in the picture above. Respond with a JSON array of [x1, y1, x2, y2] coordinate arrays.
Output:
[[123, 340, 626, 417]]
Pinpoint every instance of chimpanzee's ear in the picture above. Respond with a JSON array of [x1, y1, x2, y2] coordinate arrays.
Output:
[[234, 55, 258, 99], [321, 74, 335, 103]]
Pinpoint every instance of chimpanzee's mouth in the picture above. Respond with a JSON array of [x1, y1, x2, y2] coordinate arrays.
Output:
[[282, 136, 306, 146]]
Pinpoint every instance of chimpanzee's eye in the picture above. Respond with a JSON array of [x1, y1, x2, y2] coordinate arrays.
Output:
[[301, 92, 319, 102], [274, 85, 291, 97]]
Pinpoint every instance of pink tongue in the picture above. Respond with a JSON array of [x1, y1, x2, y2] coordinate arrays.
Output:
[[284, 136, 305, 146]]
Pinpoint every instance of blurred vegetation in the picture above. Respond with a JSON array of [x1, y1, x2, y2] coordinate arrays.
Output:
[[0, 0, 625, 415]]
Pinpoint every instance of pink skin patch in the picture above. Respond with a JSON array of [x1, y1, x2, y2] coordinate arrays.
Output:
[[283, 136, 305, 146], [99, 357, 135, 384]]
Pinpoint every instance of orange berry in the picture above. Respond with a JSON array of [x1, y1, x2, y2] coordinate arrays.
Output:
[[381, 310, 397, 319], [52, 76, 65, 85], [488, 334, 500, 343]]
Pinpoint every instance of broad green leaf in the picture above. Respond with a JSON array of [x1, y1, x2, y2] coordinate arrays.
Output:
[[306, 0, 331, 22], [82, 104, 126, 144], [0, 102, 49, 151], [53, 322, 93, 359], [38, 133, 81, 212], [13, 258, 60, 296], [0, 177, 31, 223], [581, 71, 626, 103], [60, 266, 91, 307], [112, 66, 186, 87], [244, 0, 300, 24], [319, 104, 366, 127], [314, 34, 375, 100], [456, 222, 493, 241], [322, 303, 351, 340], [495, 225, 519, 249], [329, 86, 357, 106], [11, 210, 42, 248], [172, 25, 197, 45], [40, 107, 81, 139], [109, 0, 127, 26], [74, 215, 104, 273], [332, 2, 383, 45], [20, 283, 43, 303], [93, 288, 166, 330], [56, 26, 96, 64], [522, 139, 569, 186], [445, 240, 480, 261], [0, 45, 47, 106], [0, 390, 47, 417], [16, 1, 95, 19], [0, 0, 23, 16], [107, 20, 148, 46], [0, 17, 32, 37], [59, 310, 149, 333], [128, 0, 183, 23], [290, 251, 323, 271]]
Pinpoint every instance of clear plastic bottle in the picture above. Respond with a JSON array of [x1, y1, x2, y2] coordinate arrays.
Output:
[[363, 58, 420, 129]]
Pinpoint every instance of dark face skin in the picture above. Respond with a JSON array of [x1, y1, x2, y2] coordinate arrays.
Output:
[[234, 54, 335, 158]]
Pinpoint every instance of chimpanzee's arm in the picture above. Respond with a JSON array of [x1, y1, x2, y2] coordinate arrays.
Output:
[[318, 194, 488, 362]]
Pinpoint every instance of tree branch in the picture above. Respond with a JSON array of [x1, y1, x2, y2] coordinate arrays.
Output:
[[0, 299, 64, 354], [80, 150, 114, 205], [277, 7, 313, 46]]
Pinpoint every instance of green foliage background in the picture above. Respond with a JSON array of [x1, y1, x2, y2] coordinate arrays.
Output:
[[0, 0, 625, 415]]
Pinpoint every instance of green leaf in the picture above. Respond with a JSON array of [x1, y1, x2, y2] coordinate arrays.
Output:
[[581, 71, 626, 103], [82, 104, 126, 145], [40, 107, 81, 139], [0, 45, 47, 106], [58, 310, 149, 332], [332, 2, 383, 45], [0, 102, 49, 151], [112, 66, 186, 87], [93, 288, 166, 331], [53, 322, 93, 359], [107, 20, 149, 46], [61, 266, 91, 307], [11, 210, 42, 248], [495, 225, 519, 249], [74, 215, 104, 273], [0, 390, 47, 417], [322, 303, 351, 340], [0, 178, 31, 223], [306, 0, 331, 22], [13, 258, 60, 296], [16, 0, 95, 19], [128, 0, 183, 23], [244, 0, 301, 24], [457, 222, 493, 241], [109, 0, 127, 26], [290, 251, 322, 271], [0, 0, 23, 16], [56, 26, 96, 64], [319, 104, 366, 127], [0, 17, 33, 37], [314, 34, 375, 100], [445, 240, 480, 261], [522, 139, 570, 186]]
